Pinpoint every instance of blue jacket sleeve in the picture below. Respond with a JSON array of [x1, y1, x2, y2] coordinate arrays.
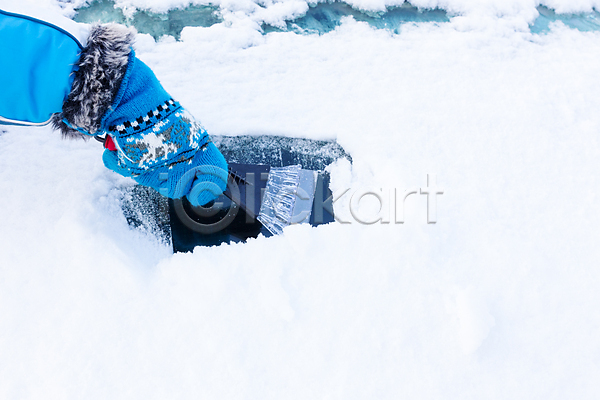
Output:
[[0, 9, 82, 126]]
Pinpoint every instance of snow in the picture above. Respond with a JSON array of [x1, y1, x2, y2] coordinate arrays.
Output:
[[67, 0, 600, 18], [2, 0, 600, 399], [23, 0, 600, 30]]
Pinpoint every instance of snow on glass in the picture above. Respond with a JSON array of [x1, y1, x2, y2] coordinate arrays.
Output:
[[74, 0, 600, 40]]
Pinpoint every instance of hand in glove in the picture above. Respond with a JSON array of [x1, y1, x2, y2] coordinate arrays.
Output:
[[53, 24, 227, 206]]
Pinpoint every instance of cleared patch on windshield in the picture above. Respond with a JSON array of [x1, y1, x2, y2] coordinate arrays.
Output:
[[530, 6, 600, 34], [74, 1, 600, 40], [74, 0, 221, 40]]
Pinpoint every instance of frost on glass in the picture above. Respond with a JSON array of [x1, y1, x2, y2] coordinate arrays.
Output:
[[263, 2, 449, 34], [73, 1, 600, 39], [212, 135, 351, 172], [74, 0, 221, 39], [74, 0, 449, 38], [530, 6, 600, 34]]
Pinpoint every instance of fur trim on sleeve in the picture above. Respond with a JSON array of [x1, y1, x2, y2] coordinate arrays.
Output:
[[52, 24, 136, 139]]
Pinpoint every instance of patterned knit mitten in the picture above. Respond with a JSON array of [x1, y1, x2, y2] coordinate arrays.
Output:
[[53, 24, 227, 207]]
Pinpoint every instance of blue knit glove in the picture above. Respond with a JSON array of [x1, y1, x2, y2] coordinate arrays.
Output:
[[53, 24, 227, 206], [102, 139, 228, 207], [100, 52, 228, 206]]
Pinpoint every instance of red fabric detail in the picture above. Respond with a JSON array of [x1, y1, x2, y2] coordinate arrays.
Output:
[[104, 135, 117, 151]]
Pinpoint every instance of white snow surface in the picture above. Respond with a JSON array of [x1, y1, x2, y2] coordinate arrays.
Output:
[[2, 1, 600, 399]]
